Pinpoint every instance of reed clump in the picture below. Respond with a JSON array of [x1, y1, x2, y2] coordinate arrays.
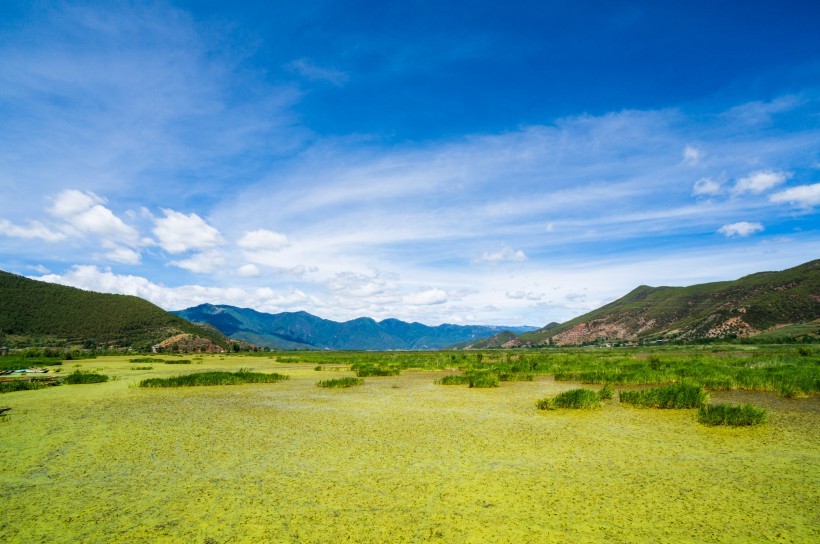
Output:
[[436, 374, 471, 385], [0, 380, 53, 393], [353, 365, 400, 377], [63, 371, 109, 384], [537, 388, 601, 410], [698, 403, 768, 426], [129, 357, 164, 364], [619, 382, 708, 409], [467, 372, 498, 388], [164, 359, 192, 365], [139, 370, 289, 388], [316, 377, 364, 388]]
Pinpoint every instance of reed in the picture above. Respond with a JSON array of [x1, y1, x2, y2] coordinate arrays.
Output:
[[619, 382, 708, 409], [537, 388, 601, 410], [436, 374, 470, 385], [697, 403, 768, 426], [316, 377, 364, 388], [139, 370, 289, 388], [62, 371, 109, 384]]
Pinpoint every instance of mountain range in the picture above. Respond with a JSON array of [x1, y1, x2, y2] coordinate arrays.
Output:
[[171, 304, 538, 350], [463, 259, 819, 348]]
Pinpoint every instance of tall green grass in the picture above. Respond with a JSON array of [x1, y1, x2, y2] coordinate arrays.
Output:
[[436, 374, 470, 385], [129, 357, 164, 364], [139, 370, 289, 388], [0, 380, 53, 393], [619, 382, 708, 409], [698, 403, 768, 426], [537, 388, 601, 410], [317, 377, 364, 388]]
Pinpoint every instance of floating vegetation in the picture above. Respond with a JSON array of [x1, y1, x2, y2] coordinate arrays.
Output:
[[619, 382, 708, 409], [316, 377, 364, 388], [139, 370, 289, 388], [62, 371, 109, 384], [436, 374, 470, 385], [698, 403, 768, 426], [537, 388, 601, 410]]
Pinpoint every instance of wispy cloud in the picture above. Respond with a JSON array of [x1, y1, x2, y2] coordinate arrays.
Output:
[[718, 222, 764, 237], [286, 58, 348, 86]]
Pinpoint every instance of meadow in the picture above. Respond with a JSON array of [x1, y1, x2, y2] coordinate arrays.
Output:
[[0, 346, 817, 543]]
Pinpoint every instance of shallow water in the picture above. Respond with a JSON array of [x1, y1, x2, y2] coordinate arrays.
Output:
[[1, 356, 817, 543]]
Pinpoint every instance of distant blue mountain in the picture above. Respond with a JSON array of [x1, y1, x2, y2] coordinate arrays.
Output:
[[172, 304, 538, 350]]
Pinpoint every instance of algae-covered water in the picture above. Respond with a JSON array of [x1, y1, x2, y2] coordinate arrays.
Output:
[[1, 355, 818, 543]]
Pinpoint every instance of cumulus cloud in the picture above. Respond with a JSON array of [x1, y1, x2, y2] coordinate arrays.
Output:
[[50, 189, 139, 243], [718, 222, 764, 237], [328, 271, 398, 297], [237, 229, 289, 251], [692, 178, 722, 196], [236, 263, 260, 277], [732, 170, 790, 194], [0, 219, 66, 242], [403, 288, 448, 305], [475, 246, 527, 264], [104, 247, 141, 264], [170, 250, 226, 273], [153, 209, 222, 253], [769, 183, 820, 208]]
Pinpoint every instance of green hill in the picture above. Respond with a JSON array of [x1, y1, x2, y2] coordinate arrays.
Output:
[[0, 270, 229, 350], [509, 260, 820, 347]]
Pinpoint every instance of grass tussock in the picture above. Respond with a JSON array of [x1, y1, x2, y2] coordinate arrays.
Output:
[[317, 377, 364, 388], [598, 383, 614, 400], [62, 371, 109, 384], [619, 382, 708, 409], [130, 366, 153, 370], [698, 403, 768, 426], [353, 365, 401, 377], [537, 388, 601, 410], [164, 359, 192, 365], [436, 374, 471, 385], [467, 372, 498, 388], [139, 370, 289, 388], [498, 372, 534, 382]]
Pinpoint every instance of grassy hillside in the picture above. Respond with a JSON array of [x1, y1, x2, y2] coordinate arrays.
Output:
[[0, 270, 229, 349], [514, 259, 819, 346]]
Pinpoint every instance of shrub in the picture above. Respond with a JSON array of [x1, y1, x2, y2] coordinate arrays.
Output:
[[619, 382, 708, 409], [436, 374, 470, 385], [537, 388, 601, 410], [139, 371, 289, 388], [698, 403, 768, 426], [317, 377, 363, 388], [62, 371, 109, 384]]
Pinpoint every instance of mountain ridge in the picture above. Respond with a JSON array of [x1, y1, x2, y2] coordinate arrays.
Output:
[[172, 304, 538, 350]]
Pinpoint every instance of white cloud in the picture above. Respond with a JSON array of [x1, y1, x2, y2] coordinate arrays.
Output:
[[236, 263, 260, 277], [692, 178, 722, 196], [769, 183, 820, 208], [50, 189, 139, 243], [104, 247, 141, 264], [506, 291, 543, 301], [718, 222, 764, 237], [403, 288, 448, 306], [170, 250, 226, 273], [683, 145, 701, 165], [237, 229, 289, 251], [475, 246, 527, 264], [732, 170, 790, 194], [0, 219, 66, 242], [153, 209, 222, 253]]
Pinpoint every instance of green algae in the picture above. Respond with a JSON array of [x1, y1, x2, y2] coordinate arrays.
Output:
[[0, 355, 817, 543]]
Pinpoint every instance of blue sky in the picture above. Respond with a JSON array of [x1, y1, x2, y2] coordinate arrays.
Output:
[[1, 1, 818, 326]]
